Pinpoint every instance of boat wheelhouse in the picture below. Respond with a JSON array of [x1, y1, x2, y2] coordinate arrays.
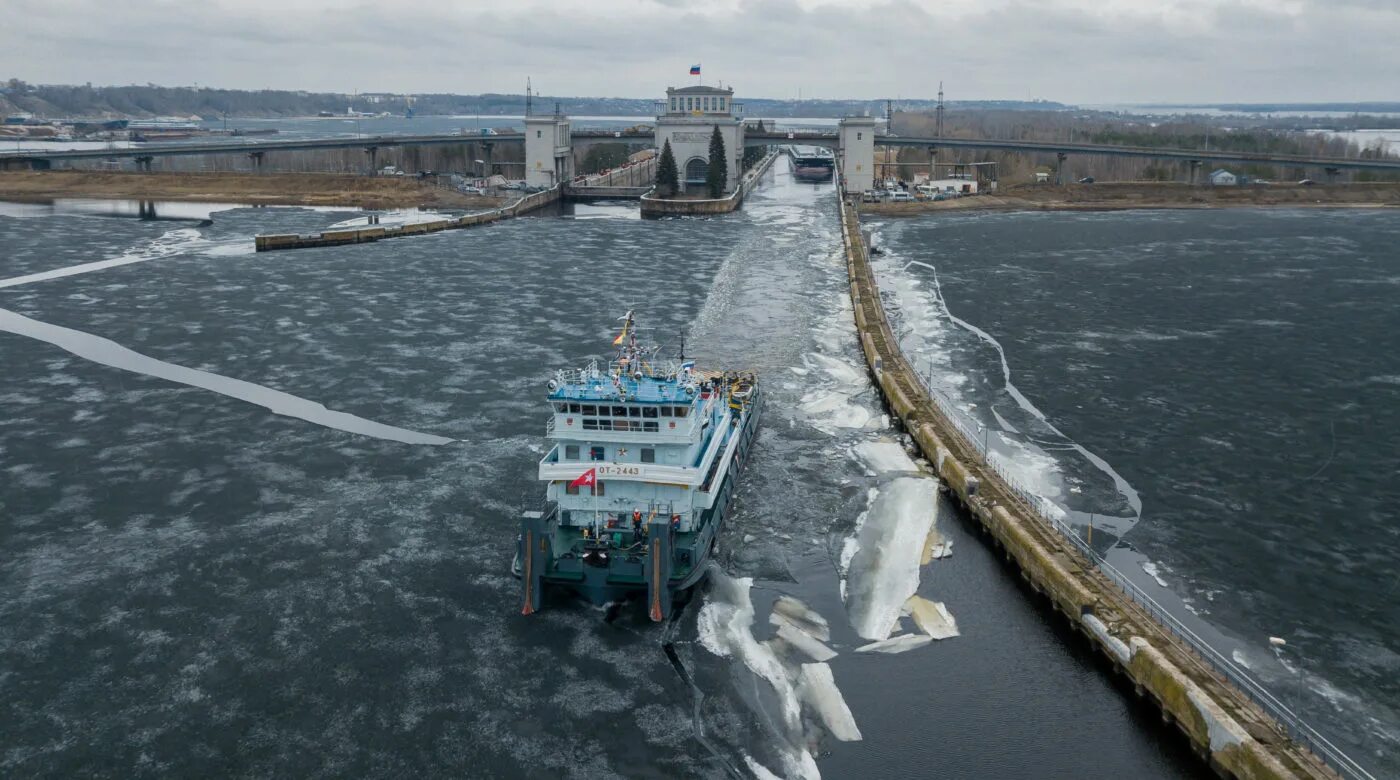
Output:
[[516, 312, 760, 620]]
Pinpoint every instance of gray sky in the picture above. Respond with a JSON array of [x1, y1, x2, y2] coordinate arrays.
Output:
[[4, 0, 1397, 103]]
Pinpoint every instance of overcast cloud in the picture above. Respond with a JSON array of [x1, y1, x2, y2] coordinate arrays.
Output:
[[3, 0, 1397, 103]]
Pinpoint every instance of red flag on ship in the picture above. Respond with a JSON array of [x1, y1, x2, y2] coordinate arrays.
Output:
[[570, 468, 597, 489]]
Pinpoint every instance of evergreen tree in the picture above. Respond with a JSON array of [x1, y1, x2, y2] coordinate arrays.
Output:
[[656, 139, 680, 197], [706, 126, 728, 198]]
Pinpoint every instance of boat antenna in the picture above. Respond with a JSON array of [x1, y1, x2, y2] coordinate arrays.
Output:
[[678, 332, 686, 361]]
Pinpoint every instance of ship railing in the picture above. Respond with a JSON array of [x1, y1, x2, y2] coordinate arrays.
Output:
[[607, 358, 690, 379], [906, 363, 1376, 780], [545, 416, 556, 437]]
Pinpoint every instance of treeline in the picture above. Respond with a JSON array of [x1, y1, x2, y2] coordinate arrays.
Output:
[[888, 110, 1400, 183], [0, 78, 1067, 120]]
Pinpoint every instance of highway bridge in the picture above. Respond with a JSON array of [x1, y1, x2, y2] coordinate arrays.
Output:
[[744, 131, 1400, 173], [4, 127, 1398, 176]]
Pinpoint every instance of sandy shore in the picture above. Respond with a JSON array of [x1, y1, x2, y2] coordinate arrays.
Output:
[[0, 171, 505, 210], [859, 182, 1400, 215]]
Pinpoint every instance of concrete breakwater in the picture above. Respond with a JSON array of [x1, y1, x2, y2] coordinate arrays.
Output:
[[837, 195, 1352, 780], [254, 186, 560, 252], [638, 150, 779, 216]]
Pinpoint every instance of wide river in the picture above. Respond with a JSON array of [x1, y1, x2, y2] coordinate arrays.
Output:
[[1, 162, 1388, 777]]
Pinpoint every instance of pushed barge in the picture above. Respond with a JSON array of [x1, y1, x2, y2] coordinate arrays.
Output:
[[516, 312, 760, 621]]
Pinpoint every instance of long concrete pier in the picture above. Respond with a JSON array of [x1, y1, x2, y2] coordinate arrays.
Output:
[[253, 185, 560, 252], [837, 195, 1361, 779]]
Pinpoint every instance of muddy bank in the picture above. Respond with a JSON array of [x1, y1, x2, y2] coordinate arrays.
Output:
[[0, 171, 504, 210], [860, 181, 1400, 215]]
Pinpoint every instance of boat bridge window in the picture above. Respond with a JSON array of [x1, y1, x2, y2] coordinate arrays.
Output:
[[581, 405, 597, 415], [554, 402, 567, 412], [673, 406, 690, 418], [565, 445, 579, 460], [590, 446, 605, 461], [642, 407, 658, 418], [568, 403, 581, 413], [641, 448, 655, 464]]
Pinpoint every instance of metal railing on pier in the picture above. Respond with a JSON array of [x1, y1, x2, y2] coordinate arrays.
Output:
[[903, 342, 1375, 780]]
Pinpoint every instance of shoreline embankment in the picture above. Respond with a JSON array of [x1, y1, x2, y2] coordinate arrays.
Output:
[[838, 192, 1353, 780], [860, 181, 1400, 216], [0, 171, 503, 210]]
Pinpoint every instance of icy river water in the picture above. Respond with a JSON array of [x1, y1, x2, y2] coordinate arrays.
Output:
[[3, 161, 1387, 777]]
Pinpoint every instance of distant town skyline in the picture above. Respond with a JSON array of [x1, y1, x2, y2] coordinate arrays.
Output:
[[5, 0, 1398, 104]]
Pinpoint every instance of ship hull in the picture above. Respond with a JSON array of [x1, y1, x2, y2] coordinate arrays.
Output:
[[514, 384, 761, 615], [793, 164, 834, 182]]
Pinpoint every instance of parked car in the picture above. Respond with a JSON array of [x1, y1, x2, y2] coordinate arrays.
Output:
[[1298, 179, 1317, 186], [861, 190, 881, 203], [1078, 176, 1095, 184], [459, 186, 485, 195], [502, 180, 525, 190], [889, 191, 914, 202]]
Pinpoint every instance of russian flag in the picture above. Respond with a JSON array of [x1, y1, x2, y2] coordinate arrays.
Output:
[[689, 64, 701, 75]]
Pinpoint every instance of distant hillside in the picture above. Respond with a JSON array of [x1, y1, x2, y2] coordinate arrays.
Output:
[[0, 78, 1068, 120]]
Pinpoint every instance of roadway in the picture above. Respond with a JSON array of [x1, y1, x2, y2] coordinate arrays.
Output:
[[4, 129, 1399, 173]]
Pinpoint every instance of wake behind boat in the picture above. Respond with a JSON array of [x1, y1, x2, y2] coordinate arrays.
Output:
[[515, 311, 760, 621]]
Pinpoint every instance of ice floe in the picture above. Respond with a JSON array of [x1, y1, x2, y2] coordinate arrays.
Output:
[[906, 596, 960, 640], [844, 477, 938, 640], [772, 618, 837, 663], [797, 663, 862, 742], [853, 440, 919, 475], [855, 634, 933, 654], [772, 595, 831, 642], [696, 572, 803, 736]]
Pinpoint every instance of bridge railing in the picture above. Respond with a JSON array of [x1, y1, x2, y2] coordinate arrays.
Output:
[[891, 275, 1376, 780]]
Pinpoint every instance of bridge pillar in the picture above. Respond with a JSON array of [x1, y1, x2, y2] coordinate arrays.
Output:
[[1188, 159, 1202, 185], [1055, 153, 1067, 186], [838, 116, 876, 194], [1325, 166, 1341, 184], [135, 156, 153, 173], [248, 151, 265, 173], [928, 146, 938, 183], [364, 146, 379, 175], [525, 113, 573, 189]]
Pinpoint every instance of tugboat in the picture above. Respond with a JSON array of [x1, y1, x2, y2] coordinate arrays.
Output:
[[515, 312, 760, 621]]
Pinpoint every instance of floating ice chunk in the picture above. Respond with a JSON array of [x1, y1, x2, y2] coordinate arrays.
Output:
[[1141, 561, 1170, 588], [844, 477, 938, 640], [797, 663, 863, 742], [855, 634, 932, 654], [773, 595, 831, 641], [806, 352, 865, 386], [789, 366, 810, 376], [774, 620, 838, 662], [920, 530, 944, 565], [906, 596, 960, 640], [696, 571, 802, 734], [853, 441, 919, 475], [743, 756, 785, 780]]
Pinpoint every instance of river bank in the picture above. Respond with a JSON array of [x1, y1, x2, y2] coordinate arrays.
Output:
[[0, 171, 503, 210], [860, 181, 1400, 215]]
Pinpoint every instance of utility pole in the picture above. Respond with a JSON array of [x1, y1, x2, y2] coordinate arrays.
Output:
[[525, 77, 533, 118], [936, 82, 945, 139]]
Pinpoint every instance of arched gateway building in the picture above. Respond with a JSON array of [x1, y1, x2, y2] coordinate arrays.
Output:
[[654, 85, 745, 196]]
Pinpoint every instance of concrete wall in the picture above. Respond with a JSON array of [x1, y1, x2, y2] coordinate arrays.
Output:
[[525, 116, 572, 188], [639, 149, 777, 216], [654, 118, 745, 195], [255, 185, 560, 251], [839, 117, 876, 192]]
